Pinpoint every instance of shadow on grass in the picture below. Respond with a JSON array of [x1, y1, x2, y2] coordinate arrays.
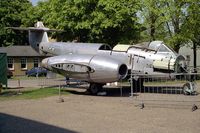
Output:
[[0, 113, 78, 133], [0, 91, 18, 97]]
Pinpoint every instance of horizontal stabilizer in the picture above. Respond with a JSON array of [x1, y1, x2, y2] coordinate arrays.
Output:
[[7, 21, 62, 32], [6, 22, 63, 54], [7, 27, 61, 32]]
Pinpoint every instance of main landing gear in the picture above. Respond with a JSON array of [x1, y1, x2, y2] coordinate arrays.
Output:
[[87, 83, 103, 95]]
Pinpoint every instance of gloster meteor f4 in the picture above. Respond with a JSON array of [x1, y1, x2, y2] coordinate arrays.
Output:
[[10, 22, 187, 94]]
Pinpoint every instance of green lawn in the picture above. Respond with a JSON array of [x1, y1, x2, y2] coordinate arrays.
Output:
[[10, 74, 65, 80], [10, 76, 46, 80], [0, 87, 69, 100]]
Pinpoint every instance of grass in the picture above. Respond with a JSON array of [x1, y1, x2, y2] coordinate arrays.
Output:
[[0, 87, 69, 101], [11, 76, 46, 80], [10, 74, 65, 80]]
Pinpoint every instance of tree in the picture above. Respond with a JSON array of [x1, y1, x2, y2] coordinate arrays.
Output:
[[93, 0, 141, 45], [21, 1, 47, 27], [140, 0, 189, 52], [181, 0, 200, 71], [139, 0, 165, 41], [164, 0, 188, 52], [0, 0, 32, 46], [140, 0, 200, 73], [34, 0, 141, 47]]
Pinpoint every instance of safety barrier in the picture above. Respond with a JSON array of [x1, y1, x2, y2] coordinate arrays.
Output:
[[8, 75, 86, 89], [128, 73, 200, 110], [8, 73, 200, 110]]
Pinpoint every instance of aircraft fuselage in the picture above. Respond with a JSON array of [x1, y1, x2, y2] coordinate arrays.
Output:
[[40, 41, 186, 76]]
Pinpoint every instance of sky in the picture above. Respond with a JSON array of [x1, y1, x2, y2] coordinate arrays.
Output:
[[30, 0, 40, 6]]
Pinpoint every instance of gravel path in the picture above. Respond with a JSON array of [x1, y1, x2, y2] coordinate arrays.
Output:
[[1, 79, 200, 133], [0, 88, 200, 133]]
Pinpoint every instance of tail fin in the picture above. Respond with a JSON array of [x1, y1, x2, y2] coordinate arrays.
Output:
[[8, 22, 56, 52], [28, 22, 49, 52]]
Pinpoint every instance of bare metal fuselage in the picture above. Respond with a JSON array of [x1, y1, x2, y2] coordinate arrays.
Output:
[[40, 41, 186, 83]]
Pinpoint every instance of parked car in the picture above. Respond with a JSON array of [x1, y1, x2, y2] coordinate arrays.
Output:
[[26, 67, 47, 77], [7, 69, 13, 79]]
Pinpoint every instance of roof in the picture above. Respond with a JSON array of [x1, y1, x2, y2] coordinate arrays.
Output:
[[0, 46, 47, 57], [112, 44, 132, 52]]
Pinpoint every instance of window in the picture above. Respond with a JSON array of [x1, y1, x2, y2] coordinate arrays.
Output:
[[33, 58, 39, 67], [158, 44, 170, 52], [99, 45, 111, 50], [7, 58, 14, 70], [149, 43, 161, 51], [21, 58, 27, 69]]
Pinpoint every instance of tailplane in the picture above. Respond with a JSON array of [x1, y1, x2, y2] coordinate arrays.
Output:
[[8, 22, 57, 52]]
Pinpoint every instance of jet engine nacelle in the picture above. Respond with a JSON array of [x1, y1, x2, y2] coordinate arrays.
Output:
[[42, 54, 128, 83]]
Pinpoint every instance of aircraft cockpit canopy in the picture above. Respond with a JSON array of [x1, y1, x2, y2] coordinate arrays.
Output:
[[148, 41, 176, 53], [99, 44, 112, 50]]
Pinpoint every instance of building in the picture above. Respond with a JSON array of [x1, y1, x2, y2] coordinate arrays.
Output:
[[179, 45, 200, 71], [0, 46, 49, 76]]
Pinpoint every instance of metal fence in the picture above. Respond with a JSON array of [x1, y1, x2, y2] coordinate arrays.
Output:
[[8, 75, 87, 89], [8, 73, 200, 110], [128, 73, 200, 110]]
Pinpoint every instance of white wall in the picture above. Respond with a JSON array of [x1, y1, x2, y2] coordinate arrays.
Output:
[[179, 45, 200, 69]]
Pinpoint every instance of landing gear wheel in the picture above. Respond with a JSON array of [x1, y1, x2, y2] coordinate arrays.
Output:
[[183, 83, 190, 95], [88, 83, 103, 95]]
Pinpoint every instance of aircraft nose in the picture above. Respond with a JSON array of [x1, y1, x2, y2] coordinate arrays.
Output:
[[41, 58, 50, 69]]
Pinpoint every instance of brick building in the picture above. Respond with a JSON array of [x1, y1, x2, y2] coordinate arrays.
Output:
[[0, 46, 49, 76]]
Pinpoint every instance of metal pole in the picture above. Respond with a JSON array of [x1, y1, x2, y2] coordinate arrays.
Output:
[[120, 79, 122, 97], [59, 84, 61, 98], [130, 56, 134, 97], [18, 79, 20, 88], [57, 84, 64, 103]]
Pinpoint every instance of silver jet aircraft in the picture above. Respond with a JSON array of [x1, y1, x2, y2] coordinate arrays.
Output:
[[10, 22, 187, 94]]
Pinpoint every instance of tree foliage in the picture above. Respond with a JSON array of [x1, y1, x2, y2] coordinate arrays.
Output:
[[30, 0, 141, 47], [181, 0, 200, 45], [0, 0, 32, 46], [140, 0, 190, 52], [139, 0, 170, 42], [163, 0, 189, 52], [181, 0, 200, 69]]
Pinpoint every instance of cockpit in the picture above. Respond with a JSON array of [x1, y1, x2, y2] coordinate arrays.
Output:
[[148, 41, 176, 53]]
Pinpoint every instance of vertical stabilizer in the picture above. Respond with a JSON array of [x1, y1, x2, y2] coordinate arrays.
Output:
[[8, 22, 59, 53], [28, 22, 49, 52]]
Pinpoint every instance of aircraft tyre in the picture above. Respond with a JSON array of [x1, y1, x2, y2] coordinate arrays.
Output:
[[88, 83, 103, 95], [183, 82, 191, 95]]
